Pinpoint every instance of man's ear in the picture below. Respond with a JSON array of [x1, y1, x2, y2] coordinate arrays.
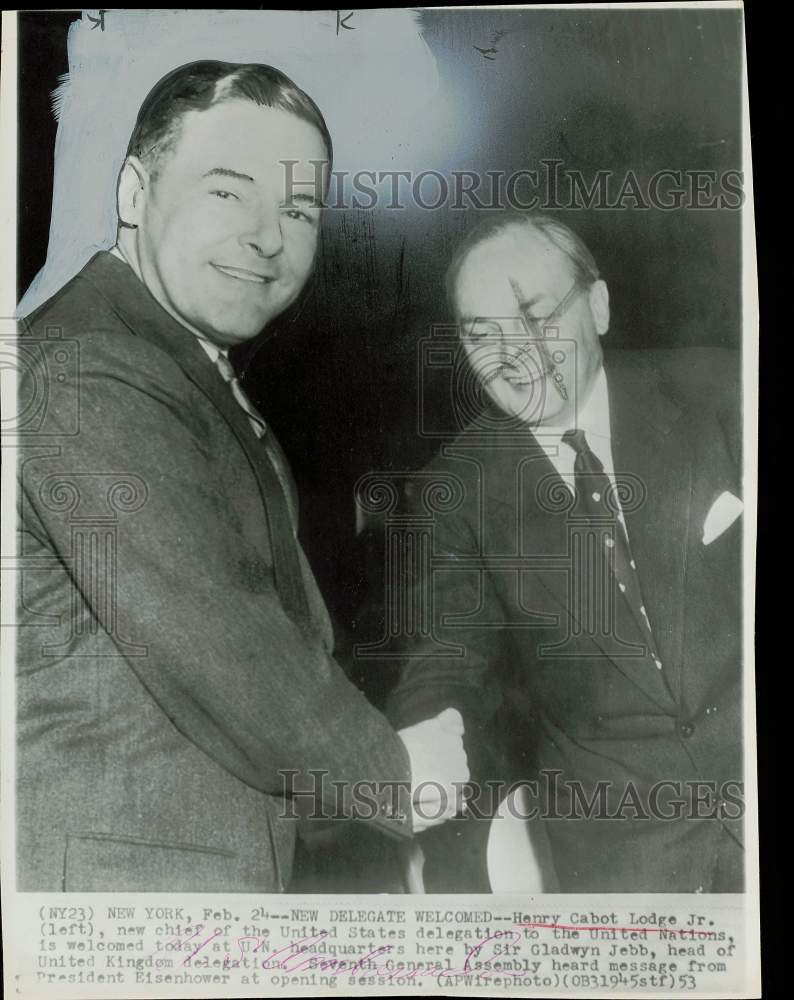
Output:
[[116, 156, 148, 229], [589, 279, 610, 337]]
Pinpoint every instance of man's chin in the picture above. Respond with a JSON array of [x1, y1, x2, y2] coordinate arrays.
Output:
[[198, 309, 283, 347]]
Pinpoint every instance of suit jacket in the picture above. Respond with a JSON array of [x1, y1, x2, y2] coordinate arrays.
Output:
[[16, 251, 412, 892], [387, 348, 744, 892]]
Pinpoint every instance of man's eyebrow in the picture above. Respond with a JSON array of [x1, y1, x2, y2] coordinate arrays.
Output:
[[202, 167, 255, 182], [282, 192, 323, 208]]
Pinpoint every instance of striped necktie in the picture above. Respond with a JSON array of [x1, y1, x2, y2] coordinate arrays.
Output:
[[214, 352, 268, 439], [562, 428, 664, 672], [213, 352, 313, 638]]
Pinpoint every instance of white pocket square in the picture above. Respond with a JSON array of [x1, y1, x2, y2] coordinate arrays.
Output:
[[702, 491, 743, 545]]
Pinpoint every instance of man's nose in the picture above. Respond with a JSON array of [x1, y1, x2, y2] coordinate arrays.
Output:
[[239, 211, 284, 258], [502, 318, 533, 350]]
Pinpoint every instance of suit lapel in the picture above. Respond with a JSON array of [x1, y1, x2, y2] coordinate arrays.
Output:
[[474, 413, 675, 711], [607, 358, 691, 706], [79, 253, 296, 529]]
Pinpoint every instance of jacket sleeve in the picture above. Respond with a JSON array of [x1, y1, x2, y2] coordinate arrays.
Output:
[[385, 468, 505, 732], [19, 331, 412, 839]]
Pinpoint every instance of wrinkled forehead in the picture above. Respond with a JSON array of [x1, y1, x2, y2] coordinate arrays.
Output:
[[453, 226, 576, 315]]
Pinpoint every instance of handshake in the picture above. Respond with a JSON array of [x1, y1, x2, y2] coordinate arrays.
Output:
[[398, 708, 470, 833]]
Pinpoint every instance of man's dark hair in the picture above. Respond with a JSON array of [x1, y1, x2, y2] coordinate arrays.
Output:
[[126, 60, 333, 178]]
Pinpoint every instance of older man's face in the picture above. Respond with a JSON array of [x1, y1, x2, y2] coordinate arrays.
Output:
[[453, 227, 608, 427], [133, 100, 327, 347]]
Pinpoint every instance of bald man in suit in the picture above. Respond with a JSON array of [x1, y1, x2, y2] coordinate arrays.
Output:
[[388, 214, 743, 892]]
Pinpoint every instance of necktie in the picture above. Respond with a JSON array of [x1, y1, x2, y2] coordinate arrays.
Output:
[[561, 429, 663, 671], [214, 353, 268, 439], [214, 353, 313, 638]]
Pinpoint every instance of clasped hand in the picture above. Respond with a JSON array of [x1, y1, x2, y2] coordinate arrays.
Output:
[[398, 708, 470, 832]]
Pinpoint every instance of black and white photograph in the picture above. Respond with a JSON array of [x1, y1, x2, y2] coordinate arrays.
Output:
[[1, 5, 759, 997]]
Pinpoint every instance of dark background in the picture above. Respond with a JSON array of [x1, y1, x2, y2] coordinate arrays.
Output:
[[248, 8, 745, 650]]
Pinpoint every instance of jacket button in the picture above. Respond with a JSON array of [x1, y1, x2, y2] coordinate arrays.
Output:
[[679, 721, 695, 739]]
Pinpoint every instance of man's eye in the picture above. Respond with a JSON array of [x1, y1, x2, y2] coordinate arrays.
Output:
[[466, 323, 501, 341], [211, 190, 239, 201], [283, 207, 312, 223]]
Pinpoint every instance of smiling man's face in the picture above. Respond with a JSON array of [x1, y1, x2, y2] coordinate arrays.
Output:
[[453, 226, 609, 427], [127, 100, 327, 347]]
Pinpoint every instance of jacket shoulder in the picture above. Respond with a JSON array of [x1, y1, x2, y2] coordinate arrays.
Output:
[[20, 268, 193, 400], [25, 259, 121, 333], [608, 347, 740, 408]]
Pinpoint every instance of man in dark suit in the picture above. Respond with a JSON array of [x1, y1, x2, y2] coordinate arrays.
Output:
[[16, 60, 468, 891], [387, 213, 744, 892]]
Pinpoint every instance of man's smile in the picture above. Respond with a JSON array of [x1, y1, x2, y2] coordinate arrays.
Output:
[[211, 263, 275, 283], [500, 369, 546, 388]]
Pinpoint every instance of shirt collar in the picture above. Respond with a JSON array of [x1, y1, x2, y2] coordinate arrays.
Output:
[[537, 364, 610, 444], [195, 336, 229, 365]]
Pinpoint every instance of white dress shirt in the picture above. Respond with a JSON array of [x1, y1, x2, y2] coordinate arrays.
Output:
[[534, 366, 627, 530], [194, 333, 226, 366]]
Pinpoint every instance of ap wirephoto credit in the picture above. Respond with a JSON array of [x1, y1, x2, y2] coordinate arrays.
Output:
[[1, 6, 759, 998]]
